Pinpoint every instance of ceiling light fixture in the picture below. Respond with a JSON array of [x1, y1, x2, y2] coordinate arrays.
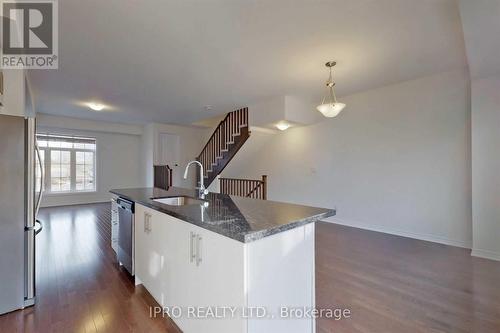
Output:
[[276, 121, 291, 131], [317, 61, 346, 118], [87, 102, 106, 111]]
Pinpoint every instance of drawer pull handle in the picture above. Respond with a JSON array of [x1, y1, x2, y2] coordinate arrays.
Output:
[[144, 213, 152, 233], [190, 232, 196, 263], [196, 235, 203, 266]]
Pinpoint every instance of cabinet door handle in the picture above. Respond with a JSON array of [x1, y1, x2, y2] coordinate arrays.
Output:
[[190, 232, 196, 263], [144, 213, 151, 233], [196, 235, 203, 266]]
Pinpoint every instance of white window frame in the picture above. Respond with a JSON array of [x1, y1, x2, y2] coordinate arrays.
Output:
[[37, 134, 97, 195]]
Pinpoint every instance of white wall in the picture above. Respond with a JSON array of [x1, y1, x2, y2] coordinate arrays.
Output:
[[37, 114, 144, 207], [470, 76, 500, 260], [141, 123, 209, 189], [37, 113, 143, 135], [142, 124, 156, 187], [37, 114, 208, 207], [459, 0, 500, 261], [248, 96, 322, 129], [223, 69, 472, 248]]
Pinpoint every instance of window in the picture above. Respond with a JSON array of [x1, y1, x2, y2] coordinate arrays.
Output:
[[75, 151, 95, 191], [50, 150, 71, 191], [36, 134, 97, 193], [35, 150, 45, 193]]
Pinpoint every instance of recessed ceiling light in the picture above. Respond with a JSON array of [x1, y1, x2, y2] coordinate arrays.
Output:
[[276, 121, 291, 131], [204, 105, 214, 111], [86, 102, 106, 111]]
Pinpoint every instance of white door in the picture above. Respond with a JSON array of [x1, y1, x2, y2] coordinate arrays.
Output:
[[161, 213, 196, 319], [185, 225, 247, 333], [134, 205, 148, 285], [155, 133, 180, 166], [134, 205, 164, 304], [137, 208, 247, 333]]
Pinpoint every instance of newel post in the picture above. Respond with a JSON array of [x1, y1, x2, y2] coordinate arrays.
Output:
[[262, 175, 267, 200]]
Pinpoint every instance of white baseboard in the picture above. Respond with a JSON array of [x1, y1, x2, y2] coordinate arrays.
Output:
[[326, 217, 472, 249], [471, 248, 500, 262]]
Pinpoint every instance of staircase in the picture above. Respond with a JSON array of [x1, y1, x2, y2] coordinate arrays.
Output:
[[197, 108, 250, 187]]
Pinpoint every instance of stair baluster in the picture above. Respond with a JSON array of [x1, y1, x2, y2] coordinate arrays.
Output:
[[219, 175, 267, 200], [196, 108, 250, 187]]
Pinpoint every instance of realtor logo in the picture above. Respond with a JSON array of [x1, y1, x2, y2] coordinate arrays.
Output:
[[1, 0, 58, 69]]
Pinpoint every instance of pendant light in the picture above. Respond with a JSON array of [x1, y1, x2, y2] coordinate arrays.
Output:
[[317, 61, 346, 118]]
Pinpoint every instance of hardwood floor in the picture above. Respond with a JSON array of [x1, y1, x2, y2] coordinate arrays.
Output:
[[1, 203, 499, 332], [0, 203, 180, 333], [316, 223, 500, 333]]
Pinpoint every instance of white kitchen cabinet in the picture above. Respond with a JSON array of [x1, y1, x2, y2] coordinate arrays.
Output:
[[134, 205, 166, 299], [170, 221, 246, 333], [134, 204, 149, 287], [159, 208, 193, 311], [134, 203, 315, 333], [135, 204, 246, 333], [110, 197, 119, 253]]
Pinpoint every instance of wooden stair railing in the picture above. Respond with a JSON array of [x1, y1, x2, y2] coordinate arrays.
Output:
[[197, 108, 250, 187], [154, 165, 173, 189], [220, 175, 267, 200]]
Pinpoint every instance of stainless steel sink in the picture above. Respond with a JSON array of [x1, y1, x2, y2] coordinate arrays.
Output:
[[152, 196, 208, 206]]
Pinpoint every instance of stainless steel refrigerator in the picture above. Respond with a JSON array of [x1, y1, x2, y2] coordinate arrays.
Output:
[[0, 114, 44, 315]]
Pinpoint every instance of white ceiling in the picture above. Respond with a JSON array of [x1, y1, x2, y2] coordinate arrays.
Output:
[[29, 0, 467, 125]]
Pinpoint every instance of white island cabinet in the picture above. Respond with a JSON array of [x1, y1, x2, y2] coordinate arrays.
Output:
[[134, 203, 316, 333], [110, 194, 119, 253]]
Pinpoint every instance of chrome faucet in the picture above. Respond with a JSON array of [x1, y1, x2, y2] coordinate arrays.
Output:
[[183, 160, 209, 197]]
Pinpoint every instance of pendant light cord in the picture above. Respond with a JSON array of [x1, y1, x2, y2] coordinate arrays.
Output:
[[327, 66, 338, 104]]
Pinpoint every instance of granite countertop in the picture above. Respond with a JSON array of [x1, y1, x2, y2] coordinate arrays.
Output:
[[110, 187, 335, 243]]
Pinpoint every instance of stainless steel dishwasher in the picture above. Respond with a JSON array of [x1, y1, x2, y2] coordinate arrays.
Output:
[[117, 197, 135, 275]]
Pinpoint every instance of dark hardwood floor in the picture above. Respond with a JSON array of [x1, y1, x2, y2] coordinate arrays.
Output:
[[1, 203, 499, 332], [316, 223, 500, 333], [0, 203, 180, 333]]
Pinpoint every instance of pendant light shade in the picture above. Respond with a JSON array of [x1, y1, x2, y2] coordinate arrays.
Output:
[[317, 61, 346, 118], [316, 102, 346, 118]]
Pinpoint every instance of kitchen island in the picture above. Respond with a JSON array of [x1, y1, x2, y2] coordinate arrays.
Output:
[[110, 187, 335, 333]]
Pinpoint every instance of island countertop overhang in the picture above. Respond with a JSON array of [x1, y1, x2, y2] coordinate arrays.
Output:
[[110, 187, 335, 243]]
